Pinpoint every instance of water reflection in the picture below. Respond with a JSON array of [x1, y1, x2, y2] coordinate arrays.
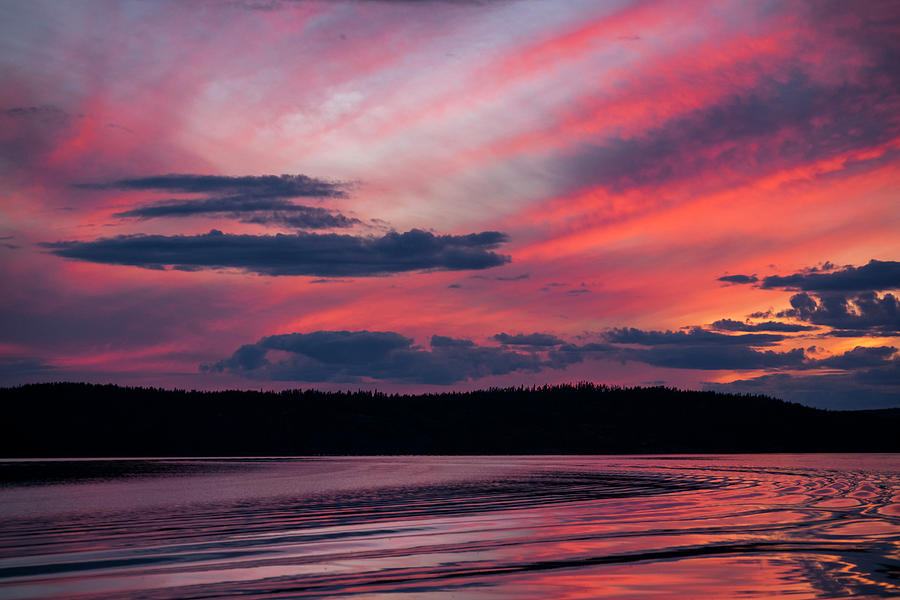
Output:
[[0, 455, 898, 599]]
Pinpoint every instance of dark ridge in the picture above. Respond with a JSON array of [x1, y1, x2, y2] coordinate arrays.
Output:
[[1, 382, 898, 457]]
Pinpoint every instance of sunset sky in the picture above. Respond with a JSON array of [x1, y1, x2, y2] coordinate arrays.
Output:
[[1, 0, 898, 408]]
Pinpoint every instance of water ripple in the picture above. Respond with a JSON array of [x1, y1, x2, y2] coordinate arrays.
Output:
[[0, 455, 898, 599]]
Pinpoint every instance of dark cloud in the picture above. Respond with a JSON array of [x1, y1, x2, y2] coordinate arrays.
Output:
[[811, 345, 897, 370], [546, 342, 613, 368], [585, 327, 804, 370], [605, 327, 784, 346], [748, 310, 774, 319], [77, 173, 357, 229], [623, 345, 806, 371], [44, 228, 510, 276], [494, 273, 529, 281], [855, 361, 900, 387], [718, 274, 758, 284], [538, 328, 804, 371], [116, 196, 360, 229], [0, 357, 58, 383], [711, 318, 816, 333], [493, 332, 565, 346], [760, 260, 900, 292], [75, 173, 348, 199], [599, 327, 897, 371], [548, 326, 807, 371], [205, 330, 546, 385], [554, 1, 900, 198], [709, 365, 900, 410], [0, 284, 242, 358], [777, 291, 900, 334], [430, 335, 476, 348], [3, 105, 72, 121], [1, 105, 79, 177], [470, 273, 529, 281], [557, 66, 900, 193], [204, 324, 896, 403]]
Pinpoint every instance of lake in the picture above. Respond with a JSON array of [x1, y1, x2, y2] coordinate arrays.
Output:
[[0, 455, 898, 599]]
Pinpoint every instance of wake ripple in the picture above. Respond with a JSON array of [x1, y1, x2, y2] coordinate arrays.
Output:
[[0, 455, 897, 599]]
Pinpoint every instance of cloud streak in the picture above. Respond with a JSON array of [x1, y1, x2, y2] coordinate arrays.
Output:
[[44, 228, 510, 276], [493, 332, 565, 346], [556, 70, 900, 194], [760, 260, 900, 292], [710, 357, 900, 410], [718, 274, 758, 284], [604, 327, 785, 347], [711, 319, 816, 333], [76, 173, 349, 198], [115, 197, 360, 229]]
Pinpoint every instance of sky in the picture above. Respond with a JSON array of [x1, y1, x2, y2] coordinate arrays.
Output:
[[1, 0, 898, 409]]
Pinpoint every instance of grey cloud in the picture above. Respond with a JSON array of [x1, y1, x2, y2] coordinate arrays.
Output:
[[777, 291, 900, 334], [545, 330, 804, 371], [75, 173, 348, 199], [205, 330, 546, 385], [711, 318, 816, 333], [855, 362, 900, 386], [556, 69, 900, 193], [116, 196, 360, 229], [493, 332, 565, 346], [590, 326, 806, 371], [718, 274, 758, 284], [605, 327, 784, 347], [494, 274, 529, 281], [550, 0, 900, 200], [761, 260, 900, 292], [0, 284, 241, 357], [0, 357, 58, 383], [2, 104, 78, 176], [539, 282, 567, 292], [748, 310, 774, 319], [623, 345, 806, 371], [3, 105, 71, 121], [44, 228, 510, 276], [811, 345, 897, 370], [204, 324, 897, 400], [430, 335, 476, 348], [546, 343, 614, 368], [470, 273, 529, 281], [709, 366, 900, 410]]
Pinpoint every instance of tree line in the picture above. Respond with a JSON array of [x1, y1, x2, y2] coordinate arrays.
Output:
[[2, 382, 897, 456]]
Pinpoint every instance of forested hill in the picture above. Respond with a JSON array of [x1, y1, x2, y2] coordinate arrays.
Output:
[[2, 382, 898, 457]]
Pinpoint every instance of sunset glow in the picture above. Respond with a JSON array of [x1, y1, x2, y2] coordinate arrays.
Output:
[[1, 0, 898, 408]]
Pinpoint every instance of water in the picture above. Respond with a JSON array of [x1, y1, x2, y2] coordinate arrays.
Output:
[[0, 455, 898, 599]]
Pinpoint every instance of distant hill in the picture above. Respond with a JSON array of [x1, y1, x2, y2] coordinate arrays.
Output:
[[2, 382, 898, 457]]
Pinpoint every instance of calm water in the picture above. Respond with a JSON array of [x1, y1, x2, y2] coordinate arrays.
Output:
[[0, 455, 898, 599]]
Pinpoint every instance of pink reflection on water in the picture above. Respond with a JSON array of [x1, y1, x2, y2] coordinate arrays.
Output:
[[502, 554, 860, 600], [0, 455, 898, 599]]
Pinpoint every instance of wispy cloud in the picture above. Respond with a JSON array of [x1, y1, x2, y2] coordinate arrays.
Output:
[[115, 196, 360, 229], [45, 229, 510, 276]]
